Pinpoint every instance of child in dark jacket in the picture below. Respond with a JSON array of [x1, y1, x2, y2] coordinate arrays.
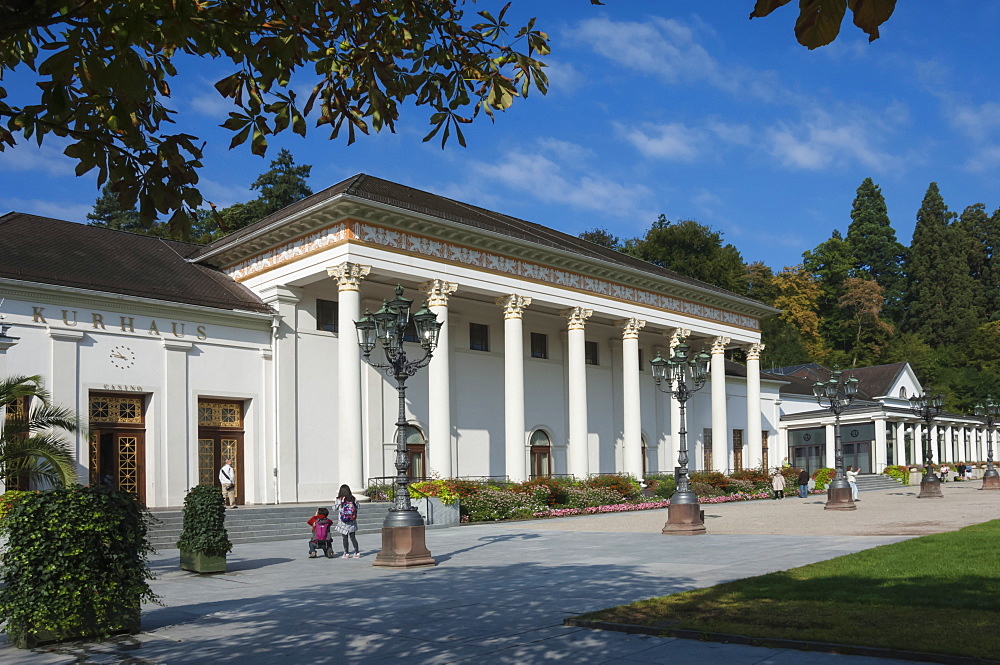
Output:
[[307, 507, 334, 558]]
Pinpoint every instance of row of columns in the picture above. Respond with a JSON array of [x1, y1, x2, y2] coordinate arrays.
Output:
[[887, 421, 990, 467], [325, 262, 766, 488]]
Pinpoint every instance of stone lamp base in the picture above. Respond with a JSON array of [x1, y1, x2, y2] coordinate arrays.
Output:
[[662, 502, 706, 536], [824, 486, 857, 510], [372, 525, 436, 568], [917, 478, 944, 498]]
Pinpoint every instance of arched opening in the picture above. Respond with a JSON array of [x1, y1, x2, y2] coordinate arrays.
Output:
[[529, 429, 552, 479], [404, 425, 427, 480]]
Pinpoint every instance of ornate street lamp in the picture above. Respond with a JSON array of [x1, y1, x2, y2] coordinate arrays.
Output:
[[909, 391, 945, 499], [650, 339, 711, 535], [355, 285, 442, 568], [811, 368, 859, 511], [973, 400, 1000, 490]]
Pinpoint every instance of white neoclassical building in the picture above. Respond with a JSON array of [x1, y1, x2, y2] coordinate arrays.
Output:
[[2, 174, 783, 507]]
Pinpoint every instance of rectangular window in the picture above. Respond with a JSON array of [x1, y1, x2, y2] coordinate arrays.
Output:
[[703, 429, 713, 471], [762, 430, 769, 469], [733, 429, 744, 472], [316, 299, 338, 333], [585, 340, 599, 365], [469, 323, 490, 352], [530, 332, 548, 359]]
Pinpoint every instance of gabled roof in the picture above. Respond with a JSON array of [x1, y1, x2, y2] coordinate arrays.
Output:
[[0, 213, 272, 314], [765, 362, 910, 401], [193, 174, 777, 316]]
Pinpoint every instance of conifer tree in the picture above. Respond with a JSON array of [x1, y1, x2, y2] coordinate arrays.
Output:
[[902, 183, 977, 346], [87, 185, 168, 237], [802, 230, 855, 353], [844, 177, 904, 299], [957, 203, 1000, 322]]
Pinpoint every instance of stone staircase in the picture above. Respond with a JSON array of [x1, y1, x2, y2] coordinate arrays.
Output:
[[855, 474, 904, 492], [147, 502, 393, 551]]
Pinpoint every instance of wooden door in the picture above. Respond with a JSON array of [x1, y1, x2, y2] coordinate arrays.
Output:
[[89, 394, 147, 504], [197, 400, 245, 504]]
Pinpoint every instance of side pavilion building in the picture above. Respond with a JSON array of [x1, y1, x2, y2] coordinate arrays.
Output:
[[1, 174, 778, 507]]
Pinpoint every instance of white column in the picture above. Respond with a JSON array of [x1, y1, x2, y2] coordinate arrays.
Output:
[[422, 280, 458, 479], [943, 425, 953, 463], [162, 339, 193, 507], [894, 421, 904, 466], [327, 262, 371, 493], [825, 423, 836, 469], [619, 318, 645, 479], [710, 336, 730, 472], [563, 307, 593, 479], [498, 294, 531, 482], [260, 285, 300, 503], [874, 417, 887, 473], [49, 328, 85, 483], [744, 342, 764, 470]]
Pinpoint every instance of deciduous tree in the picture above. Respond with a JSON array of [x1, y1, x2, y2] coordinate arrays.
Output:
[[624, 216, 745, 292]]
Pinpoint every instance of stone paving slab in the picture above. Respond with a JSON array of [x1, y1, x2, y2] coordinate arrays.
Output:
[[5, 483, 990, 664]]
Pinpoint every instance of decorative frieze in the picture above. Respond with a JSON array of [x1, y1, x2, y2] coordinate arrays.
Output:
[[618, 318, 646, 339], [327, 262, 371, 291], [496, 294, 532, 319], [420, 280, 458, 308], [561, 307, 593, 330], [226, 220, 760, 330]]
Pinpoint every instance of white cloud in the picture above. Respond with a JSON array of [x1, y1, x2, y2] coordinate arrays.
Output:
[[949, 101, 1000, 140], [198, 178, 253, 209], [541, 59, 585, 95], [708, 121, 754, 146], [617, 122, 703, 161], [1, 197, 91, 222], [763, 110, 899, 172], [965, 144, 1000, 172], [0, 142, 76, 177], [189, 92, 233, 117]]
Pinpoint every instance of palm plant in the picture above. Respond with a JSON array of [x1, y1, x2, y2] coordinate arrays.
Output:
[[0, 375, 79, 489]]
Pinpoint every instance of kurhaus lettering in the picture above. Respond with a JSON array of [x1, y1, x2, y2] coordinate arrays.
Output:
[[32, 306, 208, 340]]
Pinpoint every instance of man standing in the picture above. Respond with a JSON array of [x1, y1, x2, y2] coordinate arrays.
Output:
[[797, 467, 810, 498], [219, 458, 238, 508]]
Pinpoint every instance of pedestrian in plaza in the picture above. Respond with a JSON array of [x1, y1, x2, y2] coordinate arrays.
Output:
[[218, 459, 238, 508], [941, 463, 951, 482], [770, 468, 785, 499], [307, 507, 334, 558], [846, 466, 859, 501], [797, 468, 810, 498], [335, 484, 360, 558]]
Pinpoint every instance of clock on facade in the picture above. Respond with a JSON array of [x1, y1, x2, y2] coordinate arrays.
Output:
[[110, 344, 135, 369]]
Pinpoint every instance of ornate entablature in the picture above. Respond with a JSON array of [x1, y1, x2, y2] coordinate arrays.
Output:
[[225, 220, 761, 331]]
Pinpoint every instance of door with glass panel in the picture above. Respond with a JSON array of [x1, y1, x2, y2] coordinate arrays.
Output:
[[88, 394, 147, 504], [197, 400, 245, 505]]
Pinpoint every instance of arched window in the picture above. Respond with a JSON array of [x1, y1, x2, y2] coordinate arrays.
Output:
[[529, 430, 552, 479], [404, 425, 426, 480], [899, 387, 907, 399]]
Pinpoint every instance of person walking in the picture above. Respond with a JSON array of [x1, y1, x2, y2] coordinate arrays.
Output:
[[335, 484, 360, 558], [846, 466, 860, 501], [797, 468, 810, 498], [218, 459, 237, 508], [770, 468, 785, 500]]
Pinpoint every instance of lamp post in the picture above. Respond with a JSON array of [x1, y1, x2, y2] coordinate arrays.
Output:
[[974, 400, 1000, 490], [811, 369, 859, 511], [355, 285, 442, 568], [909, 391, 945, 499], [650, 339, 711, 535]]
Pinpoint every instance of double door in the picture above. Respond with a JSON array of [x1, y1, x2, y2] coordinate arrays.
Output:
[[89, 393, 147, 504], [197, 400, 245, 505], [842, 442, 872, 474]]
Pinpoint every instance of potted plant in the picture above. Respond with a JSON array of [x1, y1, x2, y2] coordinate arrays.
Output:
[[177, 484, 232, 574], [0, 485, 155, 648]]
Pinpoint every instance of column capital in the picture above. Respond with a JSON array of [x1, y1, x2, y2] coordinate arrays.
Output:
[[618, 318, 646, 339], [420, 279, 458, 307], [496, 294, 532, 319], [743, 342, 765, 360], [326, 262, 371, 291], [711, 336, 731, 354], [666, 328, 690, 350], [561, 307, 593, 330]]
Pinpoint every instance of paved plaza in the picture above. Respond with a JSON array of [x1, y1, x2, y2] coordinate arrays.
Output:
[[3, 481, 997, 664]]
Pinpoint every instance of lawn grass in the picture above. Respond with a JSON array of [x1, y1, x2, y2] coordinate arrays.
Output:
[[577, 520, 1000, 659]]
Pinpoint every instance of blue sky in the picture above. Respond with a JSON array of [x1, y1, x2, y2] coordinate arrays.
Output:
[[2, 2, 999, 272]]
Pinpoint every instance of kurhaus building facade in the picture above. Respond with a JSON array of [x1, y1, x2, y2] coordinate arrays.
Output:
[[1, 174, 782, 508]]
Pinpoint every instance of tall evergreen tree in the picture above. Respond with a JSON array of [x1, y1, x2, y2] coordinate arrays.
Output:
[[801, 230, 855, 353], [956, 203, 1000, 322], [901, 183, 977, 346], [844, 177, 905, 301], [87, 185, 169, 237]]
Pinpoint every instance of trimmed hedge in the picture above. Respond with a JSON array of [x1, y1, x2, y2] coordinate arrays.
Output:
[[176, 484, 232, 557], [0, 485, 157, 647]]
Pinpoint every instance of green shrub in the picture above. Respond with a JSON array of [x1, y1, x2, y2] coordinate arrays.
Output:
[[0, 485, 157, 647], [176, 485, 232, 557], [812, 467, 836, 491], [409, 479, 460, 505], [689, 480, 725, 498], [583, 474, 641, 500], [644, 473, 676, 499], [689, 471, 731, 493], [0, 489, 30, 521], [883, 465, 909, 485], [561, 486, 625, 508], [515, 476, 574, 506], [460, 487, 546, 522]]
